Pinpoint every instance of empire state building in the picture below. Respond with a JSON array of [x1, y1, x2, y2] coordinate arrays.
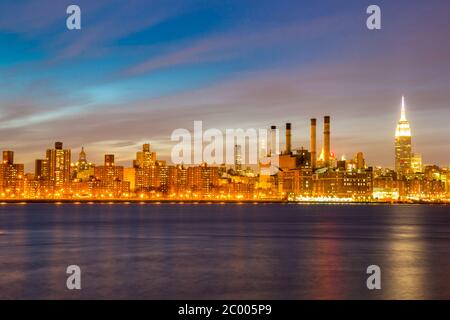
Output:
[[395, 96, 412, 174]]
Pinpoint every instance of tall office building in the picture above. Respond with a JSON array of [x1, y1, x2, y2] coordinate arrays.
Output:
[[2, 151, 14, 165], [134, 143, 156, 168], [94, 154, 129, 197], [35, 159, 49, 180], [411, 153, 423, 173], [95, 154, 123, 182], [46, 142, 71, 188], [124, 167, 136, 192], [134, 143, 158, 192], [0, 151, 24, 196], [395, 96, 412, 174], [187, 163, 219, 195], [168, 165, 187, 194]]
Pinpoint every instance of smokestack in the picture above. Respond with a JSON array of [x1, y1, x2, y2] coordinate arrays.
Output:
[[285, 123, 292, 154], [324, 116, 330, 167], [270, 125, 277, 156], [310, 119, 317, 169]]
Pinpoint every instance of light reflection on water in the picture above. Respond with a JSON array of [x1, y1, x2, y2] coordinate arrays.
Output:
[[0, 203, 449, 299]]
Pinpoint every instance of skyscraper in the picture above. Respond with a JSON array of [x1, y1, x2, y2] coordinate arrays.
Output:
[[0, 151, 24, 197], [395, 96, 412, 174], [134, 143, 156, 168], [94, 154, 129, 197], [46, 142, 71, 188], [134, 143, 158, 192], [411, 153, 423, 173], [35, 159, 49, 180], [2, 151, 14, 165], [95, 154, 124, 183]]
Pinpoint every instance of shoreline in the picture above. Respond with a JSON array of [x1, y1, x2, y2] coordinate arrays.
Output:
[[0, 199, 448, 205]]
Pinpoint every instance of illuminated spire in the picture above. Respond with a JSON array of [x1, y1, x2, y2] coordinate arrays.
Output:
[[79, 146, 87, 163], [395, 96, 411, 137], [400, 95, 407, 121]]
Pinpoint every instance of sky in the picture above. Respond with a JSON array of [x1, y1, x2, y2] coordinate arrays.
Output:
[[0, 0, 449, 170]]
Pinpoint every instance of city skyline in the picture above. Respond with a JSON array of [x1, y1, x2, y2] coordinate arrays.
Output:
[[1, 0, 450, 168], [0, 95, 447, 172], [1, 98, 448, 202], [0, 95, 448, 171]]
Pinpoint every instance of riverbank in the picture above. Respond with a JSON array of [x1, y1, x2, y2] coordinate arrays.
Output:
[[0, 199, 448, 204]]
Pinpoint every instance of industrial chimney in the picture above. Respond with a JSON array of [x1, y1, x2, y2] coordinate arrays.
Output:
[[310, 119, 317, 169], [285, 123, 292, 154], [270, 125, 278, 156], [324, 116, 331, 167]]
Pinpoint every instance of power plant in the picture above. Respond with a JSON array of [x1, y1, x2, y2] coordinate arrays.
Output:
[[277, 116, 332, 171]]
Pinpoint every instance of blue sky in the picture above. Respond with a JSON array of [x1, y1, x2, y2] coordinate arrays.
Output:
[[0, 0, 449, 169]]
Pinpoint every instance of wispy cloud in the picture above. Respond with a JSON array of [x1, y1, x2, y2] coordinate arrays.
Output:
[[123, 14, 347, 77]]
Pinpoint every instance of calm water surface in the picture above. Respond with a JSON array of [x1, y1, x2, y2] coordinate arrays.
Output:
[[0, 203, 449, 299]]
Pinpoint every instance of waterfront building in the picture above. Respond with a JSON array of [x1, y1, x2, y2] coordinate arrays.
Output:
[[35, 159, 49, 181], [168, 164, 188, 195], [94, 154, 129, 197], [278, 168, 313, 197], [134, 144, 161, 193], [312, 167, 373, 199], [0, 151, 24, 197], [134, 143, 156, 168], [124, 167, 136, 192], [46, 142, 71, 189], [187, 163, 219, 197]]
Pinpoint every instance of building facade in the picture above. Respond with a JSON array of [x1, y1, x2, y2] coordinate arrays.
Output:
[[395, 96, 412, 175]]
